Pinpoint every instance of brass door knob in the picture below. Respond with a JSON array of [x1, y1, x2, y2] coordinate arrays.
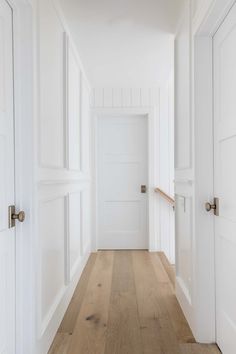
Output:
[[205, 198, 219, 216], [205, 202, 216, 212], [8, 205, 26, 228], [12, 211, 25, 222]]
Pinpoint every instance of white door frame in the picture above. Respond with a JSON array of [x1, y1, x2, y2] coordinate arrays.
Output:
[[192, 0, 236, 342], [6, 0, 35, 352], [91, 107, 157, 252]]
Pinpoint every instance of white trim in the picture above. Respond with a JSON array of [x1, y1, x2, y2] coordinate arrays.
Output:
[[191, 0, 236, 343], [52, 0, 91, 92], [91, 107, 158, 252], [37, 242, 91, 354], [5, 0, 35, 353]]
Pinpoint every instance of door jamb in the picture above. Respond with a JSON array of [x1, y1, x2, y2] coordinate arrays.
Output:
[[192, 0, 235, 342], [6, 0, 35, 352], [91, 107, 156, 252]]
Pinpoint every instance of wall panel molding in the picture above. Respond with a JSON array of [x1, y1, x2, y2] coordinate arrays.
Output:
[[175, 1, 192, 170], [67, 191, 82, 282], [38, 0, 66, 170], [38, 195, 67, 337], [35, 2, 92, 353]]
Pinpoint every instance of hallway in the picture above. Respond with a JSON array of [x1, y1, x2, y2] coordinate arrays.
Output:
[[48, 251, 220, 354]]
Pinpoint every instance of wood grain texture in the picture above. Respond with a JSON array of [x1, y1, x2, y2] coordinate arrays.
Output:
[[48, 251, 221, 354], [179, 343, 221, 354], [157, 251, 175, 287], [104, 251, 143, 354], [66, 251, 114, 354], [48, 333, 71, 354], [58, 253, 97, 334], [132, 250, 181, 354], [151, 252, 195, 344]]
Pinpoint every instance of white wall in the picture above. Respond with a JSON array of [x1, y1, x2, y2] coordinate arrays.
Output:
[[91, 87, 175, 262], [174, 0, 233, 342], [175, 1, 193, 330], [159, 77, 175, 264], [33, 1, 92, 353]]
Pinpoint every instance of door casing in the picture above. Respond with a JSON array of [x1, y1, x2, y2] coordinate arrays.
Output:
[[97, 114, 148, 250], [6, 0, 35, 353], [189, 0, 236, 343], [91, 107, 157, 252]]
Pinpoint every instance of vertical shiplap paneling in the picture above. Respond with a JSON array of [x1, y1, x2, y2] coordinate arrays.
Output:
[[140, 88, 150, 107], [131, 88, 141, 106], [94, 88, 104, 107], [90, 89, 95, 108], [149, 88, 160, 107], [91, 85, 174, 266], [92, 87, 161, 109], [113, 88, 122, 107], [103, 88, 113, 107], [122, 88, 132, 107]]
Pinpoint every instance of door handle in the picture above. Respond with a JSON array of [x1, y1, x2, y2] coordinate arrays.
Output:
[[205, 197, 219, 216], [141, 185, 147, 193], [8, 205, 25, 228]]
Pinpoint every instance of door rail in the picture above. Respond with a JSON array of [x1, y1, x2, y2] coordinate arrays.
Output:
[[154, 187, 175, 206]]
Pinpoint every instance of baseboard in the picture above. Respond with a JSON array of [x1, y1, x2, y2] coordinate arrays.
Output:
[[157, 251, 175, 288], [36, 243, 91, 354], [176, 276, 195, 338]]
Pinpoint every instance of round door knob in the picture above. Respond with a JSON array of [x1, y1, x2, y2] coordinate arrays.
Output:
[[205, 202, 216, 212], [12, 211, 25, 222]]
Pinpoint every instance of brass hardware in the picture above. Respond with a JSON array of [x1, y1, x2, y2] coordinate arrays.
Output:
[[154, 187, 175, 206], [141, 185, 147, 193], [8, 205, 25, 228], [205, 197, 219, 216]]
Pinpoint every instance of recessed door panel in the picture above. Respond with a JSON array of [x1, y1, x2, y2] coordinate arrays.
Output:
[[214, 4, 236, 353], [98, 115, 148, 249], [0, 1, 16, 353]]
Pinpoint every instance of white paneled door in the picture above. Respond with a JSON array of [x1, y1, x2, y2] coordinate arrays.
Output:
[[98, 115, 148, 249], [214, 4, 236, 354], [0, 1, 16, 353]]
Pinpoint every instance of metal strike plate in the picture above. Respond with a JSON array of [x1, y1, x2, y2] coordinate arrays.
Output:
[[141, 185, 147, 193]]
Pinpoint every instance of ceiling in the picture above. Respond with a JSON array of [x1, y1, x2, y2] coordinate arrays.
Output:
[[58, 0, 184, 87]]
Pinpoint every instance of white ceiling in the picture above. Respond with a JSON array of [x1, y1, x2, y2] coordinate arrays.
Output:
[[59, 0, 184, 87]]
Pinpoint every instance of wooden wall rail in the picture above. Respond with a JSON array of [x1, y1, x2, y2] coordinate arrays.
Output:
[[154, 187, 175, 206]]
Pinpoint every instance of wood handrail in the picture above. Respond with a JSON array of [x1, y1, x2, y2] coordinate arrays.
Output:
[[154, 187, 175, 205]]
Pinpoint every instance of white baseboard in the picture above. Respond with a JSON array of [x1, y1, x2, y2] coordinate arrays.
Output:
[[36, 243, 91, 354]]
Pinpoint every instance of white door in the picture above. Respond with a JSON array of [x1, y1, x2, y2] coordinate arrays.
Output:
[[0, 1, 16, 353], [214, 4, 236, 353], [97, 115, 148, 249]]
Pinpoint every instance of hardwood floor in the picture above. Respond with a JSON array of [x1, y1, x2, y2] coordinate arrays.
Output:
[[48, 251, 221, 354]]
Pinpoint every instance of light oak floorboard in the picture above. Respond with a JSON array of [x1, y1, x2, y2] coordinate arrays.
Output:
[[67, 251, 114, 354], [104, 251, 143, 354], [132, 250, 182, 354], [49, 251, 221, 354], [158, 251, 176, 288], [58, 253, 97, 334], [48, 333, 71, 354], [180, 343, 221, 354], [150, 253, 195, 343]]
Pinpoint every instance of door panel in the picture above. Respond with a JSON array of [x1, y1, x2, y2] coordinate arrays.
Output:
[[98, 115, 148, 249], [0, 1, 15, 353], [214, 4, 236, 353]]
